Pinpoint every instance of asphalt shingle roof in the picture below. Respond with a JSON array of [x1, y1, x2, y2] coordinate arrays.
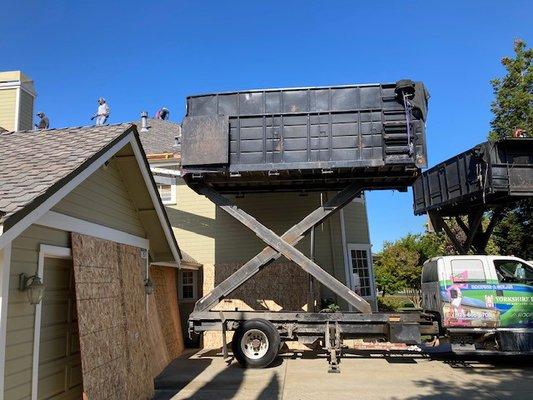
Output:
[[0, 123, 135, 226], [137, 118, 181, 156]]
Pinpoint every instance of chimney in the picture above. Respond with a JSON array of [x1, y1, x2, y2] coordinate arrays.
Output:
[[140, 111, 148, 132]]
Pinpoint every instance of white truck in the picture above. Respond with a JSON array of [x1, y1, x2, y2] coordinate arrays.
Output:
[[421, 255, 533, 353]]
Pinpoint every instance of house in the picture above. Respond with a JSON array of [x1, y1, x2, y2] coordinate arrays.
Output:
[[137, 116, 377, 348], [0, 71, 36, 132], [0, 124, 183, 400]]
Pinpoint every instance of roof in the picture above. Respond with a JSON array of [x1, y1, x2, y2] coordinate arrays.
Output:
[[0, 123, 181, 262], [0, 124, 134, 226], [181, 250, 202, 267], [137, 118, 181, 156]]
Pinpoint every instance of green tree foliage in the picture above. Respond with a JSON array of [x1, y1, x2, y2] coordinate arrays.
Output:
[[488, 39, 532, 259], [489, 39, 532, 140], [374, 233, 446, 306]]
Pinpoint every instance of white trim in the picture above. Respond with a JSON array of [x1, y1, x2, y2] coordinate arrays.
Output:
[[130, 139, 181, 265], [37, 211, 150, 250], [155, 182, 177, 205], [339, 209, 353, 312], [0, 244, 12, 399], [150, 167, 181, 177], [346, 243, 375, 301], [14, 87, 21, 132], [31, 245, 72, 400], [0, 133, 133, 250]]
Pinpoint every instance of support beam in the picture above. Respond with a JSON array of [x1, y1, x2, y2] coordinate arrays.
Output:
[[196, 184, 372, 314], [193, 183, 363, 313]]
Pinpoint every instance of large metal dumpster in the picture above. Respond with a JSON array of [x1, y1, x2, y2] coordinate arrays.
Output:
[[413, 138, 533, 216], [181, 80, 429, 193]]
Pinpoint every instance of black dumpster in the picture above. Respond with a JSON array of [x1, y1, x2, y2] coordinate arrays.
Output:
[[413, 138, 533, 216], [180, 80, 429, 193]]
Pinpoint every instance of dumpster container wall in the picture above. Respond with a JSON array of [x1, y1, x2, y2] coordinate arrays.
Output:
[[413, 138, 533, 215], [180, 81, 429, 193]]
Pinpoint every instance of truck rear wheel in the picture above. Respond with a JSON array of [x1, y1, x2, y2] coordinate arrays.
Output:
[[231, 319, 280, 368]]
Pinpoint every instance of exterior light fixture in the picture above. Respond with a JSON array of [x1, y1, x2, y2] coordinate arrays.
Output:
[[19, 274, 45, 305], [144, 278, 155, 295]]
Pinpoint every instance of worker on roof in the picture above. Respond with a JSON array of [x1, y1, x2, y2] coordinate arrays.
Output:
[[35, 112, 49, 130], [155, 107, 169, 120], [91, 97, 110, 125]]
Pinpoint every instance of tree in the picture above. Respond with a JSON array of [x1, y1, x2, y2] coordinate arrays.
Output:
[[374, 233, 447, 307], [488, 39, 533, 259], [489, 39, 532, 140]]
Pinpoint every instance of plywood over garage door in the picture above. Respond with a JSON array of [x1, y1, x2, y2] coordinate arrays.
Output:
[[71, 233, 153, 400]]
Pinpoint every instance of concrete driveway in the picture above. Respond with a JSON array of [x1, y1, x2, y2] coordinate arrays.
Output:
[[154, 349, 532, 400]]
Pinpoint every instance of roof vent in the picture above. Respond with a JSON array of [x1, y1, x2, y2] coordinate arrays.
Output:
[[140, 111, 148, 132]]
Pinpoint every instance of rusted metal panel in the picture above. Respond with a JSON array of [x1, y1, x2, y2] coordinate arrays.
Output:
[[181, 115, 229, 166]]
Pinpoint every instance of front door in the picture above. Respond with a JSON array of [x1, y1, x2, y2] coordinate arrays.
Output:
[[38, 257, 82, 399]]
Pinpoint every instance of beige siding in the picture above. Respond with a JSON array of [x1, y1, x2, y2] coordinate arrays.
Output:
[[343, 200, 371, 244], [0, 89, 17, 132], [4, 225, 70, 400], [52, 160, 146, 237], [18, 91, 34, 132]]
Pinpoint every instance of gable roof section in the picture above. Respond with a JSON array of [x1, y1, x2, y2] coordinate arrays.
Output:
[[137, 118, 181, 156], [0, 124, 181, 262]]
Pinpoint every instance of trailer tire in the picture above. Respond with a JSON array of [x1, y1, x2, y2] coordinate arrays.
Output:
[[232, 319, 280, 368]]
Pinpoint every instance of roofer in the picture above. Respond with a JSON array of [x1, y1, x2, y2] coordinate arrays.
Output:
[[155, 107, 169, 120], [91, 97, 110, 125], [35, 112, 49, 130]]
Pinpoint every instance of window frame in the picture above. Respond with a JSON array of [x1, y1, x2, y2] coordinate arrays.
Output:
[[154, 175, 177, 205], [449, 259, 487, 283], [179, 269, 198, 302], [346, 243, 375, 299]]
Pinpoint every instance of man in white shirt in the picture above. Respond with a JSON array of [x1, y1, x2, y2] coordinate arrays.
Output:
[[92, 97, 110, 125]]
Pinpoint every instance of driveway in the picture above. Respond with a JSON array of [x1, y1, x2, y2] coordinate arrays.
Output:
[[154, 349, 532, 400]]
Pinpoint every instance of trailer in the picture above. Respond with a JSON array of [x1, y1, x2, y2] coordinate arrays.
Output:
[[182, 80, 439, 371]]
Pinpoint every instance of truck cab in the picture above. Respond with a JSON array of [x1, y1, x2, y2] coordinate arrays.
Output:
[[422, 255, 533, 330]]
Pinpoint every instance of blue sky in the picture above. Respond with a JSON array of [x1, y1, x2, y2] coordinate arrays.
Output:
[[1, 1, 532, 250]]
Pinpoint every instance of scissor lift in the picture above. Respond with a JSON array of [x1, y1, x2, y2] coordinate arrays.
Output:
[[182, 80, 437, 371]]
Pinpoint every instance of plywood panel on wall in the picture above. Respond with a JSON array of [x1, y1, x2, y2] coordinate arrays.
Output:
[[71, 233, 153, 400]]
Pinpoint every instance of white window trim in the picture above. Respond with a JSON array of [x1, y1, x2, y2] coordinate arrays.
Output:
[[179, 269, 198, 303], [346, 243, 375, 300], [0, 244, 12, 398], [31, 245, 72, 400], [156, 182, 177, 205]]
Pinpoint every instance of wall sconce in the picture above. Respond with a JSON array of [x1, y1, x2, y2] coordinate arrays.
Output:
[[144, 278, 155, 295], [19, 274, 45, 305]]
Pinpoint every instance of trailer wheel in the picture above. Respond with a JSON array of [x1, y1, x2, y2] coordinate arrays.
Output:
[[232, 319, 280, 368]]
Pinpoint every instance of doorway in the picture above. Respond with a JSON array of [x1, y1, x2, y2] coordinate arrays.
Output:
[[34, 248, 82, 400]]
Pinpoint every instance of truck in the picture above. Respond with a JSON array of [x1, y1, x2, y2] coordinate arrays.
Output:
[[422, 255, 533, 353]]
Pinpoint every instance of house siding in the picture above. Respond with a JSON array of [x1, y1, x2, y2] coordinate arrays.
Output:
[[0, 89, 17, 132], [4, 160, 150, 399], [4, 225, 69, 400], [18, 91, 33, 132], [52, 160, 146, 238]]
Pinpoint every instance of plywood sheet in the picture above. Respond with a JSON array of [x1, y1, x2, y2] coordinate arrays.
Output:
[[72, 234, 154, 400]]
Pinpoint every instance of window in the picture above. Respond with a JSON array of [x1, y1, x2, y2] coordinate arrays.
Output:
[[348, 245, 373, 297], [179, 270, 197, 301], [157, 183, 176, 205], [494, 259, 533, 285], [450, 259, 486, 282]]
